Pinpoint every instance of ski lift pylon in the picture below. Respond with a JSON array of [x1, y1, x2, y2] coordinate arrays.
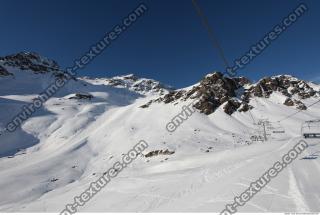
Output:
[[301, 119, 320, 138]]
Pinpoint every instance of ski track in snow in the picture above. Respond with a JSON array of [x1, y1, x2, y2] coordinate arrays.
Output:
[[288, 167, 309, 212]]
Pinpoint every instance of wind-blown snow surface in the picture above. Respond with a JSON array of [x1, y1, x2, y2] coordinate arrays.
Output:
[[0, 69, 320, 212]]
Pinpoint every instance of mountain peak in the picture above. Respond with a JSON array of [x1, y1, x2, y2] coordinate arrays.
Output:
[[81, 74, 174, 95], [141, 71, 320, 115], [251, 74, 316, 98], [107, 74, 174, 95], [0, 51, 60, 74]]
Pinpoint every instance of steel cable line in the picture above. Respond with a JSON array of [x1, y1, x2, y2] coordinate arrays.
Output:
[[191, 0, 230, 69], [278, 98, 320, 122]]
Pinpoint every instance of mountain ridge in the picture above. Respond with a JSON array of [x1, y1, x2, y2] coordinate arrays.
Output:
[[0, 51, 320, 212]]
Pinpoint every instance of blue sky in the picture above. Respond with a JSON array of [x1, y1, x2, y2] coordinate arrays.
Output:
[[0, 0, 319, 88]]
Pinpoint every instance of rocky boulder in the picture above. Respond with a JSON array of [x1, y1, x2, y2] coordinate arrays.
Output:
[[283, 97, 307, 110], [69, 93, 93, 100], [144, 149, 175, 158], [295, 100, 307, 110], [284, 98, 294, 106]]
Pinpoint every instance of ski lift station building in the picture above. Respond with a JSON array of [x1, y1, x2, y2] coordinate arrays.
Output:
[[301, 120, 320, 138]]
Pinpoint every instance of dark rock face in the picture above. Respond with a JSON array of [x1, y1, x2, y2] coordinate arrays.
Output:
[[0, 52, 60, 74], [123, 74, 139, 81], [284, 98, 294, 106], [140, 100, 152, 108], [105, 74, 174, 95], [283, 98, 307, 110], [144, 149, 175, 158], [150, 72, 251, 115], [0, 65, 12, 76], [162, 91, 176, 104], [0, 52, 76, 81], [54, 72, 76, 81], [238, 102, 253, 112], [247, 75, 315, 99], [246, 75, 317, 110], [69, 93, 93, 100], [108, 79, 124, 87], [192, 73, 245, 115], [295, 100, 307, 110], [223, 99, 241, 115], [142, 73, 318, 115]]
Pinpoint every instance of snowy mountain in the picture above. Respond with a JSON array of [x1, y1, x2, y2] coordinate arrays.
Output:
[[0, 52, 320, 213], [80, 73, 174, 95], [142, 72, 319, 115]]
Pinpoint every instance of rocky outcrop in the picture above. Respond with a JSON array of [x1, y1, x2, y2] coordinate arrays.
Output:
[[69, 93, 93, 100], [247, 75, 317, 110], [247, 75, 316, 99], [140, 100, 152, 108], [283, 98, 307, 110], [142, 73, 318, 115], [144, 149, 175, 158], [0, 52, 60, 74], [284, 98, 294, 106], [223, 99, 241, 115], [238, 102, 253, 112], [296, 100, 307, 110], [0, 65, 12, 76], [146, 72, 251, 115], [192, 73, 249, 115], [103, 74, 174, 95], [0, 52, 77, 81]]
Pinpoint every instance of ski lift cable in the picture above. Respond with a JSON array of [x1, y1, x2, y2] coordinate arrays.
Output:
[[278, 98, 320, 122], [190, 0, 318, 131], [191, 0, 260, 129], [191, 0, 230, 69], [190, 1, 282, 137], [250, 91, 268, 125], [246, 89, 259, 124], [191, 0, 261, 127], [247, 107, 256, 124]]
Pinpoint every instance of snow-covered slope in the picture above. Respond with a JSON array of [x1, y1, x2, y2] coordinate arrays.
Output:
[[0, 52, 320, 213]]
